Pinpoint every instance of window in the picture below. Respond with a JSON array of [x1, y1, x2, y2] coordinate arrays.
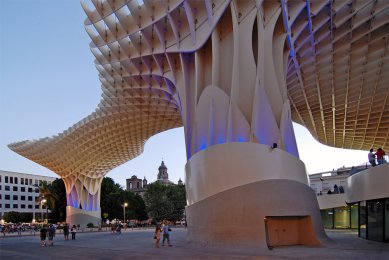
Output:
[[0, 204, 2, 208], [0, 194, 1, 199], [334, 206, 351, 228], [13, 186, 18, 191], [5, 204, 10, 208], [35, 205, 39, 209], [35, 188, 39, 193], [367, 200, 384, 242], [21, 196, 25, 201], [359, 201, 367, 239], [10, 177, 13, 183], [0, 175, 2, 182], [13, 195, 18, 200], [21, 204, 25, 209], [5, 185, 10, 191], [21, 178, 24, 185], [35, 180, 38, 185], [39, 180, 43, 186], [28, 188, 32, 192], [21, 187, 25, 192], [15, 177, 18, 184], [5, 195, 10, 200], [5, 176, 8, 183], [28, 196, 33, 201], [29, 179, 32, 185], [28, 205, 33, 209], [0, 185, 1, 190], [13, 204, 18, 209]]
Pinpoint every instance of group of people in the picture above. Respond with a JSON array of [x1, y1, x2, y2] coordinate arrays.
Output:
[[368, 148, 387, 166], [40, 223, 77, 247], [39, 224, 57, 247], [110, 223, 123, 234], [154, 220, 173, 248], [327, 184, 344, 195]]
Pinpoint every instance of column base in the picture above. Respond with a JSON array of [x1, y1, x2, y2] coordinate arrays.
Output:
[[185, 142, 328, 247], [66, 206, 101, 228]]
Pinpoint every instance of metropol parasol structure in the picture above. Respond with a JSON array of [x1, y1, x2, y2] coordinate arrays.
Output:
[[9, 0, 388, 246]]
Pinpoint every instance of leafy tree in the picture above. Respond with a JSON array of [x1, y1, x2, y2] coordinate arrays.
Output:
[[143, 182, 186, 222], [4, 211, 32, 223], [100, 177, 121, 220], [50, 179, 67, 222], [121, 190, 148, 221], [100, 177, 147, 221], [36, 179, 66, 222], [166, 184, 186, 221]]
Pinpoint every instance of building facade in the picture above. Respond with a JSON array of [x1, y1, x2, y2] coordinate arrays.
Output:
[[126, 161, 183, 197], [309, 162, 389, 243], [126, 175, 148, 197], [0, 170, 56, 222]]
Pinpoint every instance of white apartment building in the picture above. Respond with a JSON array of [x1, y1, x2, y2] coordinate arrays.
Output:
[[309, 165, 370, 195], [0, 170, 56, 222]]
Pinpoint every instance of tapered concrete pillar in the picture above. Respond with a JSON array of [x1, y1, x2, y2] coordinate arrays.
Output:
[[178, 2, 326, 246], [63, 175, 102, 227]]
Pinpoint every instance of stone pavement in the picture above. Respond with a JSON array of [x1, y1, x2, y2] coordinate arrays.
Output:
[[0, 228, 388, 259]]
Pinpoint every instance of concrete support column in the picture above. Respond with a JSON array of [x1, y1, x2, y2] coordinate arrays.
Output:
[[63, 174, 103, 227], [185, 142, 327, 246]]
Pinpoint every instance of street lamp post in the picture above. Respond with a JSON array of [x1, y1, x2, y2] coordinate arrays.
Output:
[[123, 202, 128, 229], [41, 199, 47, 224]]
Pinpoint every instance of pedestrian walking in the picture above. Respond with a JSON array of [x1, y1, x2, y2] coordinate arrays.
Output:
[[63, 223, 70, 240], [154, 223, 162, 248], [17, 224, 22, 236], [40, 225, 48, 247], [161, 221, 172, 247], [71, 225, 77, 240], [48, 224, 56, 246]]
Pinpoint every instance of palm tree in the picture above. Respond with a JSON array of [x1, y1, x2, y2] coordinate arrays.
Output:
[[35, 181, 59, 222]]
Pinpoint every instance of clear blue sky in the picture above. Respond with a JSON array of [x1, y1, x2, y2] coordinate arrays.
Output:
[[0, 0, 368, 188]]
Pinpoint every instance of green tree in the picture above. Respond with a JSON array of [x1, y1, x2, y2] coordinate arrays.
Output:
[[4, 211, 32, 223], [100, 177, 147, 221], [121, 190, 148, 221], [36, 180, 60, 223], [100, 177, 121, 220], [49, 179, 67, 222], [143, 182, 186, 222]]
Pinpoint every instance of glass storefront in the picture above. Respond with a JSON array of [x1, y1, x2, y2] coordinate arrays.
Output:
[[350, 204, 358, 229], [334, 206, 350, 228], [359, 201, 367, 239], [321, 209, 334, 229], [320, 204, 358, 229], [357, 199, 389, 242], [367, 200, 384, 242]]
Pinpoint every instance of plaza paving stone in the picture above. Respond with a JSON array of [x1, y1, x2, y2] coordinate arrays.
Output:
[[1, 228, 388, 259]]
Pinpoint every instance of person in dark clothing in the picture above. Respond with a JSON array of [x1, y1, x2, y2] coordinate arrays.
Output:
[[71, 225, 77, 240], [375, 148, 386, 165], [63, 223, 69, 240], [40, 226, 48, 247], [333, 184, 339, 194], [48, 224, 56, 246]]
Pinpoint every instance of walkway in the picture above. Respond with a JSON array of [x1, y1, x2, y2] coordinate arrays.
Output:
[[1, 228, 388, 259]]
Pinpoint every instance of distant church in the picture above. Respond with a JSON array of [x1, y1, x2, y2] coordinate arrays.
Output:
[[126, 161, 183, 197]]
